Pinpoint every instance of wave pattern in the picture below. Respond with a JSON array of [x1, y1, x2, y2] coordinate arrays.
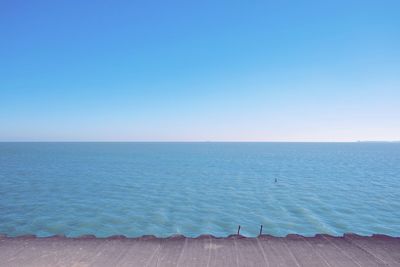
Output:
[[0, 142, 399, 237]]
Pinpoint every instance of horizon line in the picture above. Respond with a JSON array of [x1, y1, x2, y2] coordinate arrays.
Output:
[[0, 140, 399, 143]]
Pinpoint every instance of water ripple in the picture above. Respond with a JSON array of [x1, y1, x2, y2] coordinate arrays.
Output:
[[0, 142, 399, 237]]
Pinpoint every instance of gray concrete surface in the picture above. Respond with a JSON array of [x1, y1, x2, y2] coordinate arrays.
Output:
[[0, 234, 399, 266]]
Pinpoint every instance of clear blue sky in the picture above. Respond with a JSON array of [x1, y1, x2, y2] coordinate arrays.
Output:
[[1, 0, 399, 141]]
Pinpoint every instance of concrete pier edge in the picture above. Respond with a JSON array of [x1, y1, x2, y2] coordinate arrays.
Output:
[[0, 232, 398, 240], [1, 232, 399, 266]]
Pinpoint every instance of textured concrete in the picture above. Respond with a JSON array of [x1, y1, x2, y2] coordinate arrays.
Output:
[[0, 234, 399, 267]]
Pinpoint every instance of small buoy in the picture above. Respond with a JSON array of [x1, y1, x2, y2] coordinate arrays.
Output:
[[275, 178, 277, 183]]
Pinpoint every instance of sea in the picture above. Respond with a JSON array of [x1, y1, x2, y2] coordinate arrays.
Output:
[[0, 142, 399, 237]]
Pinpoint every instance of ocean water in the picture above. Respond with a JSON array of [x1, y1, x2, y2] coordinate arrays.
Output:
[[0, 142, 399, 238]]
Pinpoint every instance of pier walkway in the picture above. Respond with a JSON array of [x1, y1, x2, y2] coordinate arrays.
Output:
[[0, 234, 399, 266]]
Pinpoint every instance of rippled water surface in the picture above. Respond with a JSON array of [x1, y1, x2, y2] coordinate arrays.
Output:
[[0, 142, 399, 237]]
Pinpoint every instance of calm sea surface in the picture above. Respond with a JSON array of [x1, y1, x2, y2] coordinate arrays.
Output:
[[0, 142, 399, 237]]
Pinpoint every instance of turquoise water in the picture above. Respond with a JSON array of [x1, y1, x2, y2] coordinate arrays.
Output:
[[0, 142, 399, 237]]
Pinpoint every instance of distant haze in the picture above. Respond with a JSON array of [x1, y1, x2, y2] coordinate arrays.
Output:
[[1, 1, 399, 142]]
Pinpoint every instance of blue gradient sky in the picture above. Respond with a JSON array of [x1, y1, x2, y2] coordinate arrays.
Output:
[[1, 0, 399, 141]]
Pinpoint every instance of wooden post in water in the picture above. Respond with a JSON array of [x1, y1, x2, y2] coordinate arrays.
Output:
[[237, 225, 241, 235], [259, 225, 263, 236]]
